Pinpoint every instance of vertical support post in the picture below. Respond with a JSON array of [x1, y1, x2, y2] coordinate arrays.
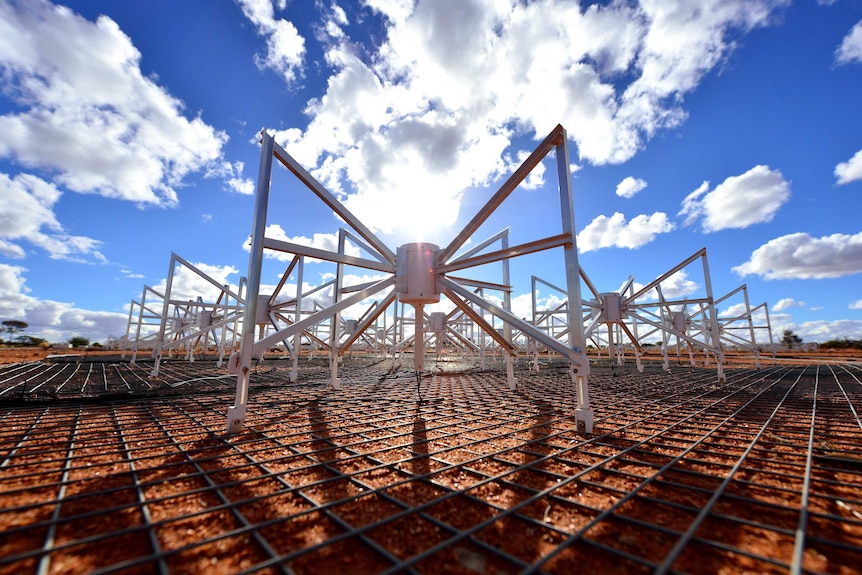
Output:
[[531, 276, 540, 372], [701, 251, 725, 382], [763, 304, 777, 365], [742, 286, 761, 369], [123, 297, 137, 361], [607, 321, 615, 364], [217, 290, 228, 367], [502, 233, 518, 390], [151, 256, 178, 377], [555, 128, 592, 434], [226, 130, 274, 434], [290, 256, 304, 382], [130, 291, 147, 364], [414, 303, 425, 372], [657, 287, 670, 370], [627, 283, 644, 373], [478, 289, 487, 369], [329, 232, 345, 390]]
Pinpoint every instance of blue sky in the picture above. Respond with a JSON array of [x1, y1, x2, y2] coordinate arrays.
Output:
[[1, 0, 861, 345]]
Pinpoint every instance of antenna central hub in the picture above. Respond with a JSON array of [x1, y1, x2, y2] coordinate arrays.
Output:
[[396, 242, 440, 305]]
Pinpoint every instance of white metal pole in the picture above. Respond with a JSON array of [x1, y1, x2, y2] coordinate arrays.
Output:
[[701, 251, 725, 382], [290, 256, 304, 382], [502, 233, 518, 390], [555, 128, 593, 434], [150, 256, 177, 377], [226, 130, 274, 434]]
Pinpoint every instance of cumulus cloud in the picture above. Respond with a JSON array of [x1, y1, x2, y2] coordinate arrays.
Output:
[[235, 0, 306, 84], [733, 231, 862, 279], [577, 212, 675, 253], [242, 224, 363, 263], [721, 302, 750, 318], [0, 0, 230, 207], [152, 261, 241, 303], [262, 0, 786, 237], [616, 176, 647, 198], [0, 263, 127, 343], [836, 20, 862, 65], [0, 172, 105, 262], [628, 270, 699, 302], [792, 319, 862, 342], [773, 297, 805, 312], [679, 165, 790, 232], [849, 299, 862, 310], [835, 149, 862, 185]]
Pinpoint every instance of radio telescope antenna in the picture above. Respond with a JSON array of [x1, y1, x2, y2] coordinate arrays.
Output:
[[226, 125, 593, 436]]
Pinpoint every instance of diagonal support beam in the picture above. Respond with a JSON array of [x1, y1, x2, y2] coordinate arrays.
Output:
[[439, 125, 566, 263], [271, 139, 396, 264], [252, 276, 396, 355], [444, 287, 517, 355], [262, 237, 395, 273]]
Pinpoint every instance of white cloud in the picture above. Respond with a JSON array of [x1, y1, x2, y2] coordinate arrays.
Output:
[[660, 270, 699, 300], [120, 268, 144, 280], [0, 0, 229, 207], [793, 319, 862, 342], [734, 231, 862, 279], [243, 224, 363, 263], [716, 311, 862, 344], [773, 297, 805, 312], [679, 165, 790, 232], [510, 150, 546, 190], [628, 270, 699, 302], [577, 212, 675, 253], [0, 172, 105, 262], [152, 261, 241, 303], [262, 0, 786, 237], [227, 177, 255, 195], [849, 299, 862, 310], [235, 0, 306, 84], [0, 263, 127, 343], [505, 291, 570, 323], [836, 20, 862, 65], [208, 160, 255, 195], [835, 149, 862, 185], [721, 302, 749, 318], [616, 176, 647, 198]]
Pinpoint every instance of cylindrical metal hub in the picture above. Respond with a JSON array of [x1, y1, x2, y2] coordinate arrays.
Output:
[[599, 292, 622, 323], [430, 312, 446, 333], [672, 311, 687, 332], [396, 242, 440, 304]]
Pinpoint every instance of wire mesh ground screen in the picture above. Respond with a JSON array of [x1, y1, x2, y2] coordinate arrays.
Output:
[[1, 357, 861, 574]]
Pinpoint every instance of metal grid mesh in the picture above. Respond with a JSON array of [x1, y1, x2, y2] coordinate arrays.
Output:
[[1, 359, 861, 574]]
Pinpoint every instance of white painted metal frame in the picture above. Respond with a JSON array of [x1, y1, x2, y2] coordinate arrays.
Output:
[[122, 285, 165, 363], [713, 284, 775, 367], [579, 248, 726, 381], [150, 252, 245, 376], [227, 124, 592, 434]]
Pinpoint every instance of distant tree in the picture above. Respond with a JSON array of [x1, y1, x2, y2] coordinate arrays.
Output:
[[2, 320, 28, 341], [69, 336, 90, 348], [782, 329, 803, 349], [92, 342, 103, 349], [15, 335, 44, 347], [821, 338, 862, 350]]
